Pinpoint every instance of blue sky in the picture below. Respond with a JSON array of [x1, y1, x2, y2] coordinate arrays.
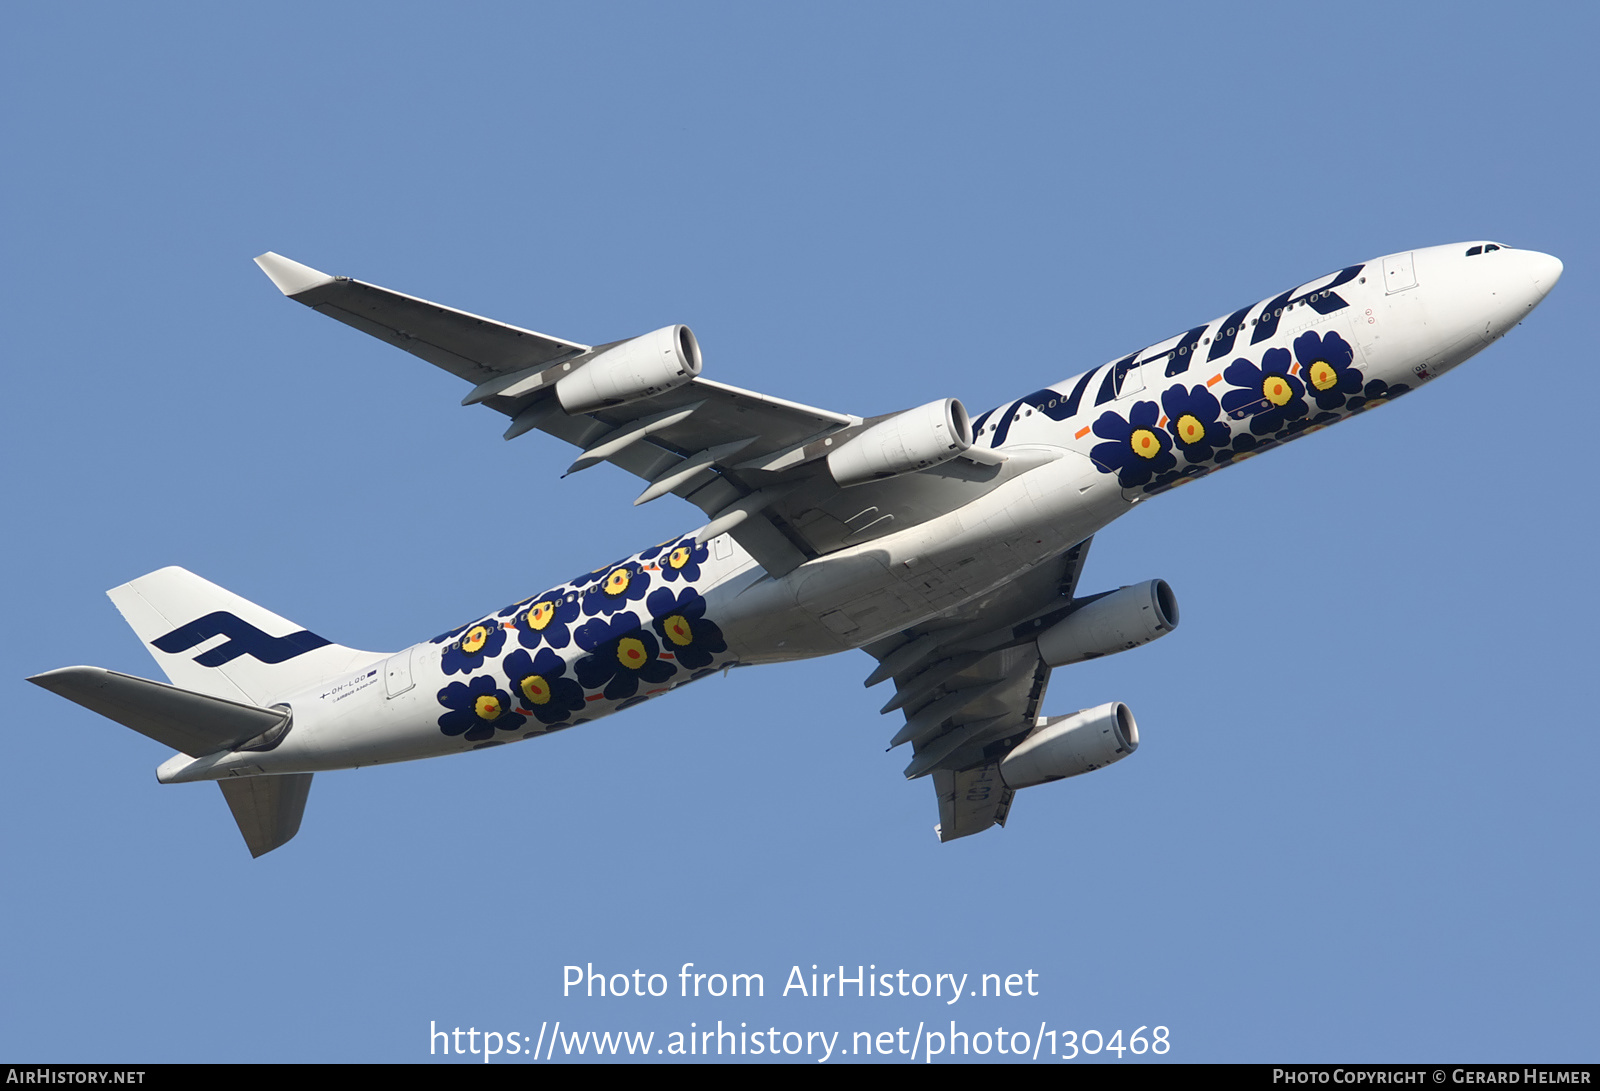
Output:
[[4, 3, 1595, 1063]]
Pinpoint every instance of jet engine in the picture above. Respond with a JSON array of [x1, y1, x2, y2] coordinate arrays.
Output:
[[556, 325, 702, 413], [827, 398, 973, 487], [1035, 579, 1178, 667], [999, 701, 1139, 790]]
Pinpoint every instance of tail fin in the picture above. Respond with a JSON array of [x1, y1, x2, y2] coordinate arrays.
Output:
[[107, 566, 381, 705]]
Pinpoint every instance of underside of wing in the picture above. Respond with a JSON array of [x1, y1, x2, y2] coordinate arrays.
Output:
[[256, 254, 1042, 578], [255, 253, 588, 383], [862, 538, 1096, 842]]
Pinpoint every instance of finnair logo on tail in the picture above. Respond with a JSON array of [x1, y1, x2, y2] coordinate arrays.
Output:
[[152, 611, 332, 666]]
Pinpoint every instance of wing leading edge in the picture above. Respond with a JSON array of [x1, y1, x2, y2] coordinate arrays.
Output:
[[256, 253, 865, 576], [256, 254, 1066, 579]]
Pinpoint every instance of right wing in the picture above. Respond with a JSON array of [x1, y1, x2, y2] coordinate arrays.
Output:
[[864, 538, 1095, 841]]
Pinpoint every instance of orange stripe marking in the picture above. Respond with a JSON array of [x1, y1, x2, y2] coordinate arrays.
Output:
[[1206, 374, 1222, 387], [1074, 426, 1090, 439]]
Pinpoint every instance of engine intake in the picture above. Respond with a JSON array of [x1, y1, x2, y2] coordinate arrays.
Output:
[[999, 701, 1139, 790], [556, 325, 702, 413], [1035, 579, 1178, 667], [827, 398, 973, 487]]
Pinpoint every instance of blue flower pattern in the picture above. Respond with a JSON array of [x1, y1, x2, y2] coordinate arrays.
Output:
[[1067, 329, 1401, 495], [431, 532, 736, 742]]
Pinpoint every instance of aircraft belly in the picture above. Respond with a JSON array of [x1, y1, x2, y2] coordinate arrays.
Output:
[[725, 454, 1127, 654]]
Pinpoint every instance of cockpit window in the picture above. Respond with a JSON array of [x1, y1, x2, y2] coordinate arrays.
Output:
[[1485, 243, 1501, 252], [1467, 242, 1506, 257], [1466, 245, 1483, 256]]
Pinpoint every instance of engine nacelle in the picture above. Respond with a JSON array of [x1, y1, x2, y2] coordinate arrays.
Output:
[[999, 701, 1139, 790], [556, 325, 702, 414], [1035, 579, 1178, 668], [827, 398, 973, 487]]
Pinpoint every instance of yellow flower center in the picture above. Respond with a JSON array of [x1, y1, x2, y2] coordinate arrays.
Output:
[[1130, 428, 1160, 459], [473, 694, 503, 720], [604, 568, 631, 596], [1176, 414, 1205, 445], [1308, 360, 1338, 391], [528, 601, 555, 630], [669, 546, 692, 570], [461, 626, 489, 654], [1263, 376, 1292, 406], [664, 615, 693, 647], [520, 675, 551, 705], [617, 636, 648, 669]]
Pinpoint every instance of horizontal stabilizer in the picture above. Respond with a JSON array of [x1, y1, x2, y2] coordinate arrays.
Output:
[[27, 666, 287, 758], [218, 774, 313, 858]]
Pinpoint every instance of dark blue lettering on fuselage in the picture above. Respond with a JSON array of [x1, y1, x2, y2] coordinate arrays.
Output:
[[1157, 325, 1211, 378], [1095, 352, 1141, 406], [1032, 366, 1100, 421], [974, 263, 1365, 434], [1206, 306, 1254, 363], [152, 611, 332, 666], [1251, 263, 1364, 344], [987, 398, 1029, 446]]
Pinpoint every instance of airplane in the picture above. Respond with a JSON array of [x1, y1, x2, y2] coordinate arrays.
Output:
[[29, 242, 1562, 856]]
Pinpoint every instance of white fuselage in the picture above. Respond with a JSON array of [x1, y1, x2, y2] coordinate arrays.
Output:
[[159, 242, 1560, 784]]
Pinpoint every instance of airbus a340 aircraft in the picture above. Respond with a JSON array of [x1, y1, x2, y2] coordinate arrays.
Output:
[[31, 243, 1561, 856]]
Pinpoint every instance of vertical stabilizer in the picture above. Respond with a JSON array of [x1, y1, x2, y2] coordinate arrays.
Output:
[[107, 567, 382, 705]]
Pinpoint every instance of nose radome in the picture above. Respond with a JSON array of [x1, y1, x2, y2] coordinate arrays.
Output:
[[1524, 250, 1563, 298]]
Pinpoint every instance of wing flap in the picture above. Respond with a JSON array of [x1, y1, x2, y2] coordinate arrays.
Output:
[[860, 540, 1095, 842], [934, 763, 1014, 842]]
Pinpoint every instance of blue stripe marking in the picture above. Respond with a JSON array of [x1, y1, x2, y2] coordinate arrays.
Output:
[[1250, 290, 1295, 344], [153, 611, 332, 666], [1058, 367, 1100, 419], [1207, 306, 1253, 362], [988, 399, 1028, 446]]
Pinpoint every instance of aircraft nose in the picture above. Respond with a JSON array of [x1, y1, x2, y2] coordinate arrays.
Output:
[[1525, 250, 1564, 299]]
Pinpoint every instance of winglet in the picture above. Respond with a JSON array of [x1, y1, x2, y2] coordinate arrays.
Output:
[[253, 252, 336, 297]]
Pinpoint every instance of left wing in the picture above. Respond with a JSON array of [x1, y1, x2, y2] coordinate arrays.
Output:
[[255, 254, 1037, 577], [254, 252, 589, 383], [256, 253, 862, 575], [863, 538, 1095, 841]]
